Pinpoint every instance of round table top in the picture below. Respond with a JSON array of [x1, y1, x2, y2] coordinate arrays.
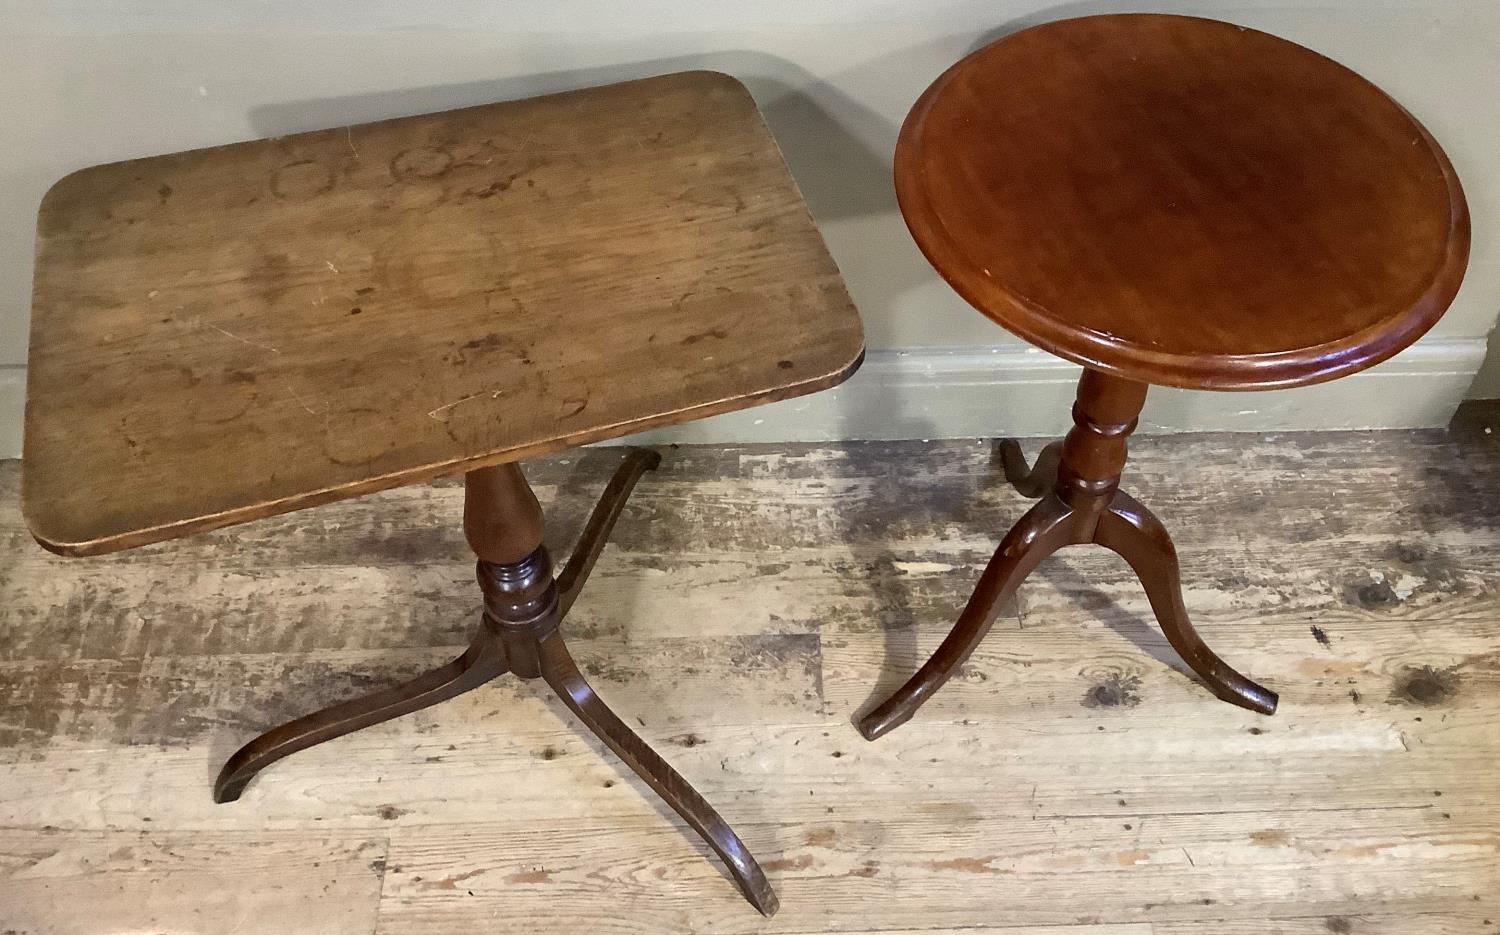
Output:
[[895, 14, 1469, 390]]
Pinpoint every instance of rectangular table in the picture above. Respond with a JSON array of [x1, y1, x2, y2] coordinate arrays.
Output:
[[22, 70, 865, 915], [25, 70, 862, 557]]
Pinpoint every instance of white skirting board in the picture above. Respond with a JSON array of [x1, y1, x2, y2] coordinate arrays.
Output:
[[622, 336, 1488, 445], [0, 337, 1485, 459]]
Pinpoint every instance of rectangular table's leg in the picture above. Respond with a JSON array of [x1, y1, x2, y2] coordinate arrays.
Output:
[[216, 450, 779, 915]]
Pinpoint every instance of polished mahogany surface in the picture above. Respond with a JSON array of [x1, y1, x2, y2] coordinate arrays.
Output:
[[895, 14, 1468, 390]]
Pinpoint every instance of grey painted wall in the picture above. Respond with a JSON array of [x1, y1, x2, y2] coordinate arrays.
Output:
[[3, 0, 1498, 454]]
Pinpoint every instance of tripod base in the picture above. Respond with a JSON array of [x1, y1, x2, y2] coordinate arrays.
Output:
[[860, 372, 1277, 741], [214, 449, 778, 916]]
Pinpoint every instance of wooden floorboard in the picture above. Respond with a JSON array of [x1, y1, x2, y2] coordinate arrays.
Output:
[[1, 405, 1497, 932], [0, 826, 386, 933]]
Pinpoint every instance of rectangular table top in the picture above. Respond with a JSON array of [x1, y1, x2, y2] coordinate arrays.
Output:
[[23, 71, 863, 556]]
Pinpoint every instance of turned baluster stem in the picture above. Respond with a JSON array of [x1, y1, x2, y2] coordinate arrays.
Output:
[[1054, 369, 1149, 535], [465, 462, 557, 679], [464, 462, 545, 564]]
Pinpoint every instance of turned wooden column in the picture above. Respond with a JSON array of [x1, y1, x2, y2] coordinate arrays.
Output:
[[464, 462, 545, 565], [1054, 371, 1149, 529], [464, 463, 558, 680]]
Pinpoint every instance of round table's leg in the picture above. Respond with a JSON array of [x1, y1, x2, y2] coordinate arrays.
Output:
[[998, 439, 1063, 498], [1096, 491, 1278, 715], [857, 494, 1078, 740]]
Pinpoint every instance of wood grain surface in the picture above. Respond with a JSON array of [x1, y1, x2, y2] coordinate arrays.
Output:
[[895, 14, 1469, 390], [2, 403, 1497, 932], [23, 70, 863, 557]]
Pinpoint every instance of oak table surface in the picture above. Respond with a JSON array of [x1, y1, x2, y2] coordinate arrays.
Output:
[[24, 70, 864, 557], [895, 13, 1469, 391]]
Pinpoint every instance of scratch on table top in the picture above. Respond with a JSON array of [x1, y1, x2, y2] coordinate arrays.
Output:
[[199, 318, 280, 354], [280, 377, 323, 416], [427, 389, 502, 422], [346, 127, 359, 160]]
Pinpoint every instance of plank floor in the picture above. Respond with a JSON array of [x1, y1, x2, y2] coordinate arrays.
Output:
[[2, 404, 1497, 934]]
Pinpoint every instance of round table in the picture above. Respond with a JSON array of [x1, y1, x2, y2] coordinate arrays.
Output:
[[859, 13, 1469, 740]]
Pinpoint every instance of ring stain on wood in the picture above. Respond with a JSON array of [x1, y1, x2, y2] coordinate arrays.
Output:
[[390, 147, 453, 181], [270, 160, 335, 200]]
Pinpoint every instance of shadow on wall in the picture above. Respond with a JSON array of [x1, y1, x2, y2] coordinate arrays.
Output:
[[966, 0, 1209, 48]]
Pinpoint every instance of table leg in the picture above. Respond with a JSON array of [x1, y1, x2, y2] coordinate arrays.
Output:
[[539, 631, 778, 915], [860, 369, 1277, 740], [214, 636, 507, 803], [214, 451, 778, 914], [998, 439, 1063, 497], [557, 448, 661, 615], [857, 494, 1079, 740], [1097, 491, 1278, 714]]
